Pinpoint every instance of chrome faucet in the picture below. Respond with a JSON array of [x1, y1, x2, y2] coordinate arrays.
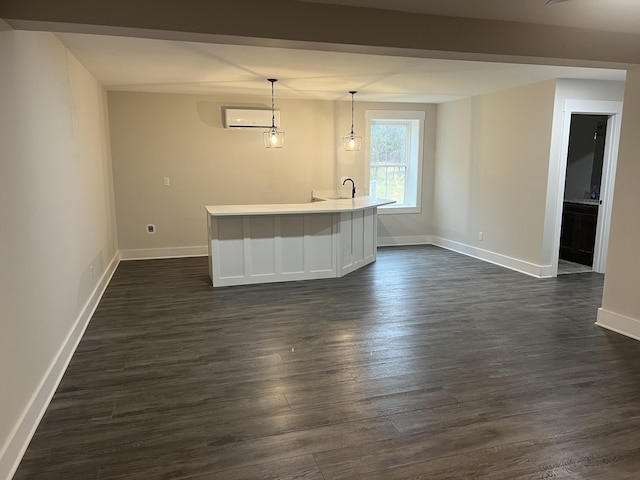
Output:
[[342, 178, 356, 198]]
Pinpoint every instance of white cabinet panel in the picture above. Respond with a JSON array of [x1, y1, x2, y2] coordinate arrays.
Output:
[[339, 209, 377, 276], [340, 212, 353, 270], [247, 216, 276, 277], [363, 208, 376, 261], [305, 214, 336, 273], [352, 210, 364, 264], [215, 217, 245, 279], [280, 215, 305, 274]]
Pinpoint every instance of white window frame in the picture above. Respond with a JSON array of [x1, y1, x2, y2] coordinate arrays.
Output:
[[365, 110, 424, 214]]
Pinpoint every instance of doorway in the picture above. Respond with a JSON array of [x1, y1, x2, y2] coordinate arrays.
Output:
[[558, 115, 608, 274], [550, 99, 623, 277]]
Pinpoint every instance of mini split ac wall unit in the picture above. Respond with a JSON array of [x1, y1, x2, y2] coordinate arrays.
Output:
[[223, 108, 281, 129]]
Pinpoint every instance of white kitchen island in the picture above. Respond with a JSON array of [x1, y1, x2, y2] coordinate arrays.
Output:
[[205, 196, 394, 287]]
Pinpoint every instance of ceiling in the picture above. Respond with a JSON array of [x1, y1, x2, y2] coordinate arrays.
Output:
[[53, 0, 636, 103], [55, 33, 625, 104]]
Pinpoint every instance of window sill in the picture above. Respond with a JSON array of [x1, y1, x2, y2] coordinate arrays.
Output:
[[378, 205, 421, 215]]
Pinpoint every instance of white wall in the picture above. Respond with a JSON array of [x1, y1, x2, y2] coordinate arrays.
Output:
[[432, 80, 557, 276], [108, 92, 436, 258], [0, 30, 118, 478], [597, 67, 640, 339]]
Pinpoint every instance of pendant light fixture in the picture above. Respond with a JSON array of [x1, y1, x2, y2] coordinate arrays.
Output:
[[343, 90, 362, 151], [264, 78, 285, 148]]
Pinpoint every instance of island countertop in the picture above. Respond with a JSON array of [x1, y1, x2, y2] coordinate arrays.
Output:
[[205, 196, 395, 216]]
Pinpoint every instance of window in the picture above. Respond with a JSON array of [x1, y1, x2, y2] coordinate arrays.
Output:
[[365, 110, 425, 214]]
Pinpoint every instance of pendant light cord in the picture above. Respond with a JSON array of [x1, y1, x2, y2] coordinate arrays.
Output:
[[350, 91, 355, 135], [349, 91, 357, 135], [269, 79, 277, 129]]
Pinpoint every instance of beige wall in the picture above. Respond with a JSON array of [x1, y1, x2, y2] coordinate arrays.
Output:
[[109, 92, 335, 255], [433, 98, 473, 244], [344, 101, 437, 245], [108, 92, 435, 256], [433, 80, 556, 267], [600, 67, 640, 325], [0, 30, 117, 476]]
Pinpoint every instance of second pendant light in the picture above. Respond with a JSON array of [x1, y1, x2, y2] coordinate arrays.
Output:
[[343, 90, 362, 151], [264, 78, 285, 148]]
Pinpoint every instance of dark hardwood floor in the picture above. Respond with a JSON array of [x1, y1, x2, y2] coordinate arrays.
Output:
[[14, 246, 640, 479]]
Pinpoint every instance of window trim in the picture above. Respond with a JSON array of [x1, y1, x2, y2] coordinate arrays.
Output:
[[365, 110, 425, 215]]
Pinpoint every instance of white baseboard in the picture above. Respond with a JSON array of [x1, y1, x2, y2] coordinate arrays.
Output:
[[378, 235, 431, 247], [0, 252, 120, 480], [431, 236, 550, 278], [120, 245, 208, 260], [596, 308, 640, 342], [538, 264, 555, 278]]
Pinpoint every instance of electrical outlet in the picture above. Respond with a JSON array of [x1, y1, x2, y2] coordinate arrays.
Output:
[[478, 231, 483, 241], [90, 265, 94, 278], [146, 224, 156, 234], [163, 177, 170, 186]]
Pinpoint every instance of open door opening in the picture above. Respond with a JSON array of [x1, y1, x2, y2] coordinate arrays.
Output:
[[558, 114, 608, 274], [549, 99, 623, 278]]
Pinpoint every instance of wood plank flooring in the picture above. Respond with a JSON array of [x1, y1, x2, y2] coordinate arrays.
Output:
[[13, 246, 640, 479]]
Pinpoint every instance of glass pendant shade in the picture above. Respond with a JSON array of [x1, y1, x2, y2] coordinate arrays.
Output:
[[342, 132, 362, 151], [264, 127, 285, 148], [344, 90, 362, 151], [264, 78, 284, 148]]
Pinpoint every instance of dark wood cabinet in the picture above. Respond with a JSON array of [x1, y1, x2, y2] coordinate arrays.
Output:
[[560, 202, 598, 266]]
